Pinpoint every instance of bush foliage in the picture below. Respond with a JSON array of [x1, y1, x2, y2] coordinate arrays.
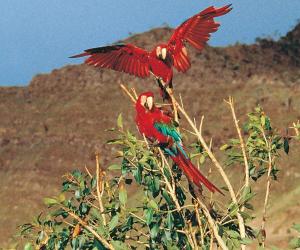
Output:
[[17, 97, 300, 250]]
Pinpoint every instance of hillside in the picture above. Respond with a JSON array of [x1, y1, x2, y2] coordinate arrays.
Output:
[[0, 23, 300, 247]]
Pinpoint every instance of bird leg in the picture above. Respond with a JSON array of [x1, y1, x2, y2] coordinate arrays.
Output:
[[155, 77, 179, 124]]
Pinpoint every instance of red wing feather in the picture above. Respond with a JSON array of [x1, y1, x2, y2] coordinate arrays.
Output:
[[70, 44, 150, 78], [168, 4, 232, 72]]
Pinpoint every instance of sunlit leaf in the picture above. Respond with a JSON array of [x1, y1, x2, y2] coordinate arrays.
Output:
[[117, 113, 123, 129], [24, 242, 33, 250], [109, 214, 119, 231], [119, 184, 127, 206], [43, 197, 58, 207]]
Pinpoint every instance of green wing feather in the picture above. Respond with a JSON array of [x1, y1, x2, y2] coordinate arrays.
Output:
[[154, 122, 189, 159], [154, 122, 181, 142]]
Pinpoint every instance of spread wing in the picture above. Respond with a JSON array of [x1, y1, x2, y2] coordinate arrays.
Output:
[[167, 5, 232, 72], [70, 44, 151, 78]]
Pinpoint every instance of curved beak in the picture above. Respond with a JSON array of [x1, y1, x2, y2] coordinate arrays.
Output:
[[146, 96, 153, 110], [161, 48, 167, 60]]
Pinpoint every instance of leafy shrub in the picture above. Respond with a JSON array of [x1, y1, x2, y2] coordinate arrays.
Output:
[[17, 94, 299, 250]]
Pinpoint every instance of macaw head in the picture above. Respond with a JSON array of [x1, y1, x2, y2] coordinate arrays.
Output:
[[136, 92, 155, 113], [154, 44, 168, 61]]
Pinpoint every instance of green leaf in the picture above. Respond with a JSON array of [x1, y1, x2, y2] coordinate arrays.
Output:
[[292, 224, 300, 233], [289, 237, 300, 249], [220, 144, 231, 151], [51, 208, 68, 218], [24, 242, 34, 250], [75, 190, 81, 199], [199, 155, 206, 164], [150, 223, 159, 239], [167, 212, 174, 229], [132, 165, 142, 184], [79, 202, 89, 216], [57, 193, 66, 203], [111, 240, 128, 250], [261, 116, 266, 127], [108, 164, 121, 170], [144, 208, 154, 225], [228, 202, 239, 217], [162, 189, 173, 207], [117, 114, 123, 129], [43, 197, 58, 207], [284, 137, 289, 154], [227, 229, 240, 239], [119, 187, 127, 206], [241, 187, 255, 204], [109, 214, 119, 231], [148, 200, 159, 211]]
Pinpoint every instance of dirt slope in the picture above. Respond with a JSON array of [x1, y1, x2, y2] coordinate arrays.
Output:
[[0, 23, 300, 247]]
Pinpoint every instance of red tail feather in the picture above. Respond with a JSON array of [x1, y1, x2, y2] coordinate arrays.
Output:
[[172, 153, 223, 195]]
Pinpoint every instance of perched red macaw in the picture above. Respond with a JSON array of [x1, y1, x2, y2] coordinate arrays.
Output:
[[135, 92, 222, 194], [70, 5, 232, 96]]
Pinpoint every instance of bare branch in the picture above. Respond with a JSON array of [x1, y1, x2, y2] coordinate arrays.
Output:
[[225, 97, 250, 211], [95, 153, 107, 226], [120, 84, 137, 103]]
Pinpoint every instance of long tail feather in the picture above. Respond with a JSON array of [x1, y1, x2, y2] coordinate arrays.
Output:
[[172, 152, 223, 195]]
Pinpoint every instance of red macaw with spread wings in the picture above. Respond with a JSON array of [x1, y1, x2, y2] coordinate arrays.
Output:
[[71, 5, 232, 97]]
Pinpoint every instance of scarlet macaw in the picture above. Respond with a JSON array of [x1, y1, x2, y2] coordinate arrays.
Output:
[[70, 5, 232, 97], [135, 92, 222, 194]]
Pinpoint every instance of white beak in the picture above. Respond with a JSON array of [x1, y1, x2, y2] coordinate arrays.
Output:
[[146, 96, 153, 110], [161, 48, 167, 60]]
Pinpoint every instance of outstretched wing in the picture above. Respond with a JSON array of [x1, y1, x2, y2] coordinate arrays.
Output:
[[167, 5, 232, 72], [70, 44, 151, 78]]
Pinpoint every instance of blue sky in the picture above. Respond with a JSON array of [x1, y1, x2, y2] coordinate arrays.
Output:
[[1, 0, 300, 86]]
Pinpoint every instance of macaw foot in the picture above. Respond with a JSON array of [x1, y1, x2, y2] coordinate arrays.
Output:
[[156, 77, 180, 122], [156, 78, 171, 101]]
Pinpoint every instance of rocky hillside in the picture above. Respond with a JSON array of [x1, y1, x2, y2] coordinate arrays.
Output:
[[0, 23, 300, 247]]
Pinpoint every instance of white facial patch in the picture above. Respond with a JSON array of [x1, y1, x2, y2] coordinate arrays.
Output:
[[140, 95, 147, 107], [156, 46, 161, 58]]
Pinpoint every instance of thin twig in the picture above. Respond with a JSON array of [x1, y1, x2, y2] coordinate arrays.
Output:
[[131, 87, 138, 99], [199, 116, 204, 134], [196, 198, 228, 250], [291, 121, 300, 137], [95, 153, 107, 226], [84, 165, 93, 178], [168, 87, 179, 124], [120, 84, 137, 103], [260, 132, 273, 248], [194, 203, 205, 246], [225, 97, 250, 211]]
